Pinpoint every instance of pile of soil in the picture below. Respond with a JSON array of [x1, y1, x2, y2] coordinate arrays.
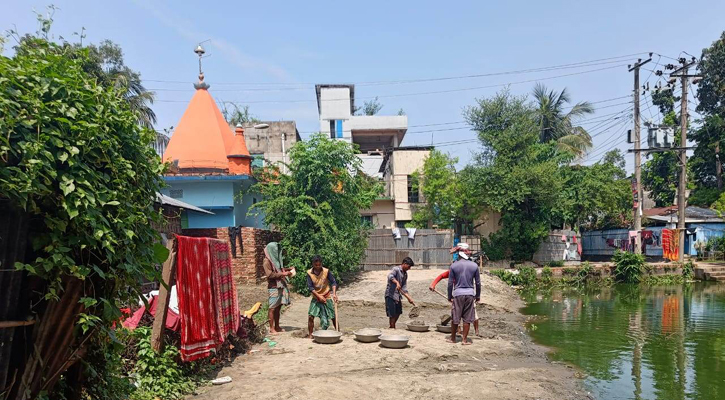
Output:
[[408, 319, 427, 326]]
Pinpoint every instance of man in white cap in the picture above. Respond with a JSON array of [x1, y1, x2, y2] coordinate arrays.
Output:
[[445, 243, 480, 345], [429, 242, 481, 336]]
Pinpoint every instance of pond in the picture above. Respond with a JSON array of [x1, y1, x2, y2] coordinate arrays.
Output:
[[520, 283, 725, 400]]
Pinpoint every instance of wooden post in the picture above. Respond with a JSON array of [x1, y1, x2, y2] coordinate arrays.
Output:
[[151, 238, 177, 352]]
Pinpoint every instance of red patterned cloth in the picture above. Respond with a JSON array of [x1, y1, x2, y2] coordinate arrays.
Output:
[[176, 235, 220, 362], [209, 239, 240, 342], [662, 229, 673, 260]]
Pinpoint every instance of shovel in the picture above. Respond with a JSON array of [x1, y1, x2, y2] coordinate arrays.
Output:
[[334, 298, 340, 331], [399, 287, 420, 318]]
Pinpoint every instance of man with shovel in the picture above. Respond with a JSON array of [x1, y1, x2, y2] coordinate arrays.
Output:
[[306, 255, 339, 338], [385, 257, 417, 329], [429, 243, 481, 337], [446, 244, 481, 345]]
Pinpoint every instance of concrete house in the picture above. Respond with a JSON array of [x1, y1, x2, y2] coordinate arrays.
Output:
[[315, 84, 430, 228], [160, 75, 264, 229], [241, 121, 301, 171]]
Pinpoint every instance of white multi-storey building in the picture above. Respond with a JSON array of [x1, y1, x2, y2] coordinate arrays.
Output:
[[316, 84, 430, 228]]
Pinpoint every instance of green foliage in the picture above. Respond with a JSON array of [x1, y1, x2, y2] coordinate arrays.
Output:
[[642, 103, 680, 207], [410, 150, 483, 233], [532, 83, 595, 157], [465, 90, 563, 260], [0, 36, 164, 333], [541, 266, 553, 284], [555, 152, 632, 230], [129, 327, 196, 400], [490, 266, 537, 287], [221, 102, 260, 126], [357, 97, 383, 116], [548, 260, 565, 268], [697, 31, 725, 117], [612, 250, 645, 283], [250, 134, 381, 293], [682, 261, 695, 280], [82, 334, 134, 400], [688, 186, 723, 207]]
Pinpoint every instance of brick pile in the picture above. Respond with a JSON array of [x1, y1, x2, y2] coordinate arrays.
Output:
[[182, 227, 282, 284]]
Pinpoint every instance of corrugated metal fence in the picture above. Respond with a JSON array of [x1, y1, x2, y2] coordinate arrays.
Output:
[[362, 228, 454, 270]]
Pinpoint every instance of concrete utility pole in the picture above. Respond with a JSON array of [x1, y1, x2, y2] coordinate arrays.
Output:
[[629, 57, 651, 255], [670, 59, 698, 262]]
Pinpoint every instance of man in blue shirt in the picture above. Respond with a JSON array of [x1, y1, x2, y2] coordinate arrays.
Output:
[[385, 257, 417, 329], [447, 245, 481, 345]]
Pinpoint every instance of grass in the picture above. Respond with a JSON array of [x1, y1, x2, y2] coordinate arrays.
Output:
[[253, 302, 270, 326]]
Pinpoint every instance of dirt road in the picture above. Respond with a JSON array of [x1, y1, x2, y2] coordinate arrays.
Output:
[[193, 270, 587, 400]]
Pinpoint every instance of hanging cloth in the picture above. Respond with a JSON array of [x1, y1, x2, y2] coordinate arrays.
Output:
[[176, 235, 220, 362], [227, 226, 241, 257], [662, 229, 673, 260], [407, 228, 417, 239], [209, 239, 240, 342], [392, 228, 402, 240]]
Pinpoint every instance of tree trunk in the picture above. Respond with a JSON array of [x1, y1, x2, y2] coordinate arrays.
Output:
[[716, 142, 722, 190]]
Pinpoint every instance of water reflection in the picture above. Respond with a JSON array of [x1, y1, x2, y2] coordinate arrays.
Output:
[[521, 283, 725, 400]]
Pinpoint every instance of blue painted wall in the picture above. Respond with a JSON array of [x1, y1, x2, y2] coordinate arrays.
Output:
[[234, 181, 266, 228], [162, 177, 267, 229], [686, 223, 725, 255]]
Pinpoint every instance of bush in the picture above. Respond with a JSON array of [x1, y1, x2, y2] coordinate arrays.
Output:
[[682, 261, 695, 280], [547, 260, 565, 268], [250, 135, 382, 294], [612, 250, 645, 283], [518, 266, 537, 286], [541, 266, 553, 283], [128, 327, 196, 400]]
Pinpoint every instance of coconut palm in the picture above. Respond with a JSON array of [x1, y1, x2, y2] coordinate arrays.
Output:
[[84, 40, 157, 129], [532, 83, 595, 157]]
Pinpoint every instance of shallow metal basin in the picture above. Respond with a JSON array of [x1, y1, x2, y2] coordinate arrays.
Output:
[[380, 334, 410, 349], [406, 323, 430, 332], [312, 330, 342, 344], [436, 324, 452, 333], [353, 328, 382, 343]]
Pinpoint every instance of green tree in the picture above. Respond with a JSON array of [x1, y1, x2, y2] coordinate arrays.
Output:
[[555, 149, 632, 230], [642, 92, 680, 207], [410, 150, 482, 234], [532, 83, 595, 157], [464, 89, 563, 260], [249, 134, 381, 293], [0, 36, 164, 398], [697, 31, 725, 117], [357, 97, 383, 116], [221, 102, 261, 126]]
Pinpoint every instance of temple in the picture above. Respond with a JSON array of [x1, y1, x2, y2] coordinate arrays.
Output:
[[160, 67, 263, 229]]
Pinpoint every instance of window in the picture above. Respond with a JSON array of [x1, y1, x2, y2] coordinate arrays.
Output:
[[407, 175, 419, 203], [361, 215, 373, 226], [329, 120, 344, 139], [251, 154, 265, 169], [396, 221, 410, 229]]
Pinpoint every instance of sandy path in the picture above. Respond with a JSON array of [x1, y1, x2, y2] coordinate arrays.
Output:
[[192, 270, 587, 400]]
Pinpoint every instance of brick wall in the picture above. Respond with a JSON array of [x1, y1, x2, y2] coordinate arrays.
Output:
[[182, 226, 282, 284]]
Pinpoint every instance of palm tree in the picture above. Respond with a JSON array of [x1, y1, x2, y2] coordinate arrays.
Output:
[[84, 40, 157, 129], [532, 83, 595, 157]]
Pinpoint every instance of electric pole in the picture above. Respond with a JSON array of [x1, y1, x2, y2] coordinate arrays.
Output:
[[629, 56, 651, 255], [670, 59, 699, 262]]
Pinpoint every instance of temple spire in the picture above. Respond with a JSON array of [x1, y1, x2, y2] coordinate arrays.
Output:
[[193, 43, 210, 90]]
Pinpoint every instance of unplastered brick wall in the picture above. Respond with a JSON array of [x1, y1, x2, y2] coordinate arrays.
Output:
[[181, 227, 282, 284]]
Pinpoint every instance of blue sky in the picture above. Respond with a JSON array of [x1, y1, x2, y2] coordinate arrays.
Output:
[[3, 0, 724, 172]]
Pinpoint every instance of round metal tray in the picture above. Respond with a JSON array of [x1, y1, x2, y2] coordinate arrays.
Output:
[[353, 328, 382, 343], [379, 334, 410, 349], [312, 330, 342, 344]]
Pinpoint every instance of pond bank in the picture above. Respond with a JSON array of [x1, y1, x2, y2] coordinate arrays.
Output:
[[191, 270, 587, 400]]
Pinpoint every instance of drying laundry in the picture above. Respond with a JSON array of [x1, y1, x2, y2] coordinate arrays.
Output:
[[209, 239, 240, 342], [176, 235, 220, 362], [407, 228, 417, 239], [392, 228, 402, 240]]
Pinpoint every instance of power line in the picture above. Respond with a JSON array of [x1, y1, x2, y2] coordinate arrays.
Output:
[[144, 52, 651, 87], [153, 63, 629, 105]]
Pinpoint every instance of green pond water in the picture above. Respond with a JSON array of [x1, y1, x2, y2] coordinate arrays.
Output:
[[520, 283, 725, 400]]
